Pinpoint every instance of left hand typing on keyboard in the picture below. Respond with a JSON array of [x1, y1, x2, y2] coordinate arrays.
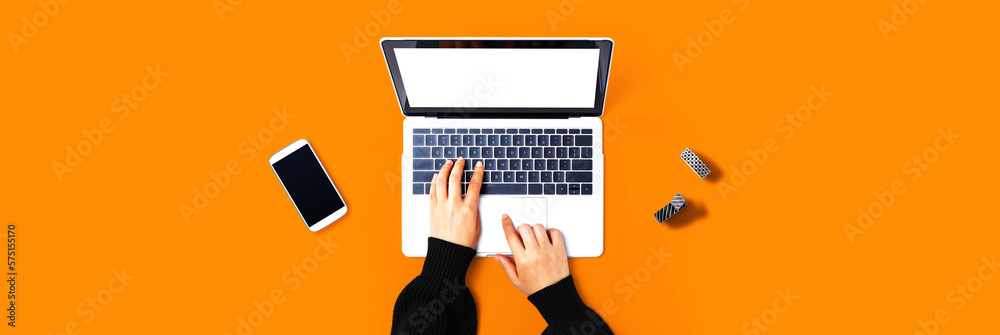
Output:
[[429, 157, 485, 249]]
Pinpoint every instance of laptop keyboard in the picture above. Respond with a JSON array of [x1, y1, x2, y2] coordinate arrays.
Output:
[[411, 128, 594, 195]]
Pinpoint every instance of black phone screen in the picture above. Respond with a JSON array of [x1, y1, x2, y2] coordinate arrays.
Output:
[[273, 144, 345, 226]]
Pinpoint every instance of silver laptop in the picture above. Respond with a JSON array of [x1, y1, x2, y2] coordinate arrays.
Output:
[[382, 38, 613, 257]]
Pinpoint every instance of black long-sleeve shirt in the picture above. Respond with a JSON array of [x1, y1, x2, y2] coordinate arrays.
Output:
[[391, 238, 613, 334]]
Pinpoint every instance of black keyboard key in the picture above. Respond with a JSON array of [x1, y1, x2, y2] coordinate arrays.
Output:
[[434, 159, 447, 170], [432, 147, 443, 158], [568, 183, 580, 195], [501, 135, 512, 146], [413, 135, 424, 146], [506, 128, 517, 134], [494, 147, 505, 158], [470, 129, 481, 134], [516, 172, 526, 182], [562, 136, 574, 146], [538, 135, 549, 146], [464, 171, 472, 182], [432, 129, 443, 134], [544, 147, 555, 158], [557, 147, 568, 158], [506, 147, 518, 158], [457, 147, 468, 158], [521, 159, 533, 170], [438, 135, 448, 145], [569, 129, 580, 134], [414, 129, 431, 134], [582, 148, 593, 158], [488, 135, 499, 146], [463, 135, 473, 146], [519, 147, 531, 158], [445, 147, 456, 158], [541, 172, 552, 182], [469, 147, 480, 158], [569, 147, 580, 158], [556, 184, 568, 194], [554, 172, 565, 182], [413, 147, 430, 158], [494, 128, 505, 134], [481, 147, 493, 158], [445, 129, 456, 134], [528, 172, 539, 182], [518, 129, 530, 134], [413, 159, 433, 170], [513, 135, 524, 146], [544, 184, 556, 194], [508, 159, 520, 170], [550, 135, 561, 145], [490, 171, 502, 183], [544, 129, 556, 134], [463, 158, 473, 170], [531, 147, 543, 158], [575, 135, 593, 146], [534, 160, 546, 170], [528, 184, 543, 194], [425, 135, 437, 146], [469, 159, 482, 171], [582, 129, 593, 134], [582, 184, 593, 194], [525, 135, 536, 146], [413, 183, 425, 194], [413, 171, 435, 183], [451, 135, 462, 146], [531, 129, 543, 134], [572, 160, 592, 170], [559, 160, 570, 170], [547, 159, 559, 170], [482, 184, 527, 194], [457, 129, 468, 134], [497, 159, 508, 170], [503, 172, 515, 182], [566, 172, 592, 182], [475, 135, 486, 146], [557, 129, 568, 134], [482, 129, 493, 134]]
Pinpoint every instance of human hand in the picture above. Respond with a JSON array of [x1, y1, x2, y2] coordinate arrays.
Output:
[[429, 157, 484, 249], [493, 215, 570, 295]]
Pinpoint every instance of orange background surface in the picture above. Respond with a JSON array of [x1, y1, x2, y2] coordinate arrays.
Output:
[[3, 0, 999, 334]]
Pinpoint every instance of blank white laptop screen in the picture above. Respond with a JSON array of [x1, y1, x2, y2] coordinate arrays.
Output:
[[393, 48, 600, 108]]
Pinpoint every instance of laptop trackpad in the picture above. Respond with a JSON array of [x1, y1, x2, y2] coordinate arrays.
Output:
[[476, 197, 548, 254]]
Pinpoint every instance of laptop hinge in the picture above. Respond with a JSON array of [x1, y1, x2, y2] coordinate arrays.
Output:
[[430, 113, 574, 119]]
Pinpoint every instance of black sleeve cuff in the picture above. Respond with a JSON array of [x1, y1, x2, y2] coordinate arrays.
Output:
[[420, 237, 477, 283], [527, 275, 590, 326]]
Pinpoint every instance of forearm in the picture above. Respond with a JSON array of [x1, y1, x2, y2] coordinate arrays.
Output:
[[530, 276, 613, 335], [391, 237, 478, 334]]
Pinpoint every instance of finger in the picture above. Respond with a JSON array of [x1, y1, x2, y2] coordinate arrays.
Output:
[[501, 214, 524, 256], [533, 224, 549, 246], [493, 254, 518, 283], [449, 157, 465, 200], [465, 161, 485, 206], [518, 223, 538, 247], [429, 173, 438, 206], [548, 228, 565, 249], [436, 160, 451, 200]]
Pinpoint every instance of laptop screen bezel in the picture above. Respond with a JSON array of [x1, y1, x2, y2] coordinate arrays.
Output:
[[381, 38, 613, 118]]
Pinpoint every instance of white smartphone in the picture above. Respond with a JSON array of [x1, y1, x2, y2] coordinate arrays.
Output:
[[269, 139, 348, 231]]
